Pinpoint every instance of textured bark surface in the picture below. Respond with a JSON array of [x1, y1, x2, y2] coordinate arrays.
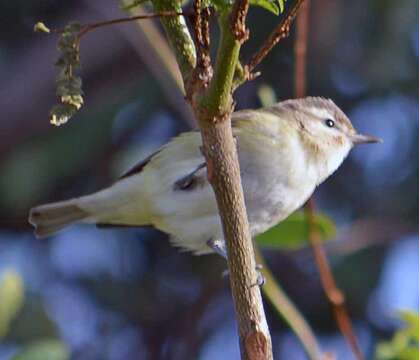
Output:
[[198, 116, 272, 360]]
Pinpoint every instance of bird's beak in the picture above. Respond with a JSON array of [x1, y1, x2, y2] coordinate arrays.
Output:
[[351, 133, 383, 145]]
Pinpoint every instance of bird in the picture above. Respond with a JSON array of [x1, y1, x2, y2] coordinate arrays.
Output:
[[29, 97, 381, 259]]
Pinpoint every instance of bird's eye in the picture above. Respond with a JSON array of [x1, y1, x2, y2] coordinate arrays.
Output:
[[325, 119, 335, 128]]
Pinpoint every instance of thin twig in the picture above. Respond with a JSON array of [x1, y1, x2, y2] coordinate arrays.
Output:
[[305, 201, 364, 360], [230, 0, 250, 43], [76, 11, 192, 38], [192, 0, 203, 49], [188, 0, 212, 98], [293, 0, 309, 98], [246, 0, 305, 76], [117, 2, 195, 124], [201, 7, 211, 58], [292, 2, 364, 358]]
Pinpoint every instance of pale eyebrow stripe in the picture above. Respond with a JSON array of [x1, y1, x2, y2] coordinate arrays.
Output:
[[307, 107, 335, 120]]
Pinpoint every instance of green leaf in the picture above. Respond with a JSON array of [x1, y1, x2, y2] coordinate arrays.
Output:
[[249, 0, 286, 15], [255, 211, 336, 250], [250, 0, 279, 15], [12, 339, 69, 360], [399, 311, 419, 342], [278, 0, 286, 13], [211, 0, 233, 11], [257, 84, 277, 107], [0, 270, 24, 338], [376, 332, 410, 360], [34, 22, 50, 33], [120, 0, 151, 10], [398, 348, 419, 360], [375, 311, 419, 360]]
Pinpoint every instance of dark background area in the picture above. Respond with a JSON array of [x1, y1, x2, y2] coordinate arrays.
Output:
[[0, 0, 418, 359]]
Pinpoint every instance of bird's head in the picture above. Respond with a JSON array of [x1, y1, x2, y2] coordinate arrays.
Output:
[[273, 97, 382, 181]]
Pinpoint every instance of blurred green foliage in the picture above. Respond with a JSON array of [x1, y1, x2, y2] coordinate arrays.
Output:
[[255, 211, 336, 250], [376, 311, 419, 360], [0, 270, 24, 339], [12, 339, 69, 360]]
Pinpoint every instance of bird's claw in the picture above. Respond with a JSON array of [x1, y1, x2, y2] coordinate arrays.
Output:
[[255, 270, 265, 287]]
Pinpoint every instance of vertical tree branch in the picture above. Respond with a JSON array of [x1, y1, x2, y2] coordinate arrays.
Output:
[[195, 10, 273, 359], [294, 2, 364, 359]]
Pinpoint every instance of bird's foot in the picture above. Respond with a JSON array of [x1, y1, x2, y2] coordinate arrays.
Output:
[[221, 264, 265, 287], [254, 268, 265, 287], [254, 264, 265, 287], [207, 239, 265, 286]]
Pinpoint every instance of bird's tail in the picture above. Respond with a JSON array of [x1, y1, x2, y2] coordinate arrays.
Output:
[[29, 177, 150, 238], [29, 200, 89, 238]]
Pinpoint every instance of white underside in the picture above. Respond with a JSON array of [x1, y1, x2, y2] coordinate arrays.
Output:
[[77, 111, 350, 254]]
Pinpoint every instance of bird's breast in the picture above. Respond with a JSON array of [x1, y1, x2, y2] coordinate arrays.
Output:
[[238, 131, 317, 236]]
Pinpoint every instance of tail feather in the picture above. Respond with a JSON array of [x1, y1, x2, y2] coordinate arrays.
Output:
[[29, 200, 89, 238], [29, 175, 150, 238]]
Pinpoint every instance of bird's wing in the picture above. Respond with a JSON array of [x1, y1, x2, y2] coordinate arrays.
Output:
[[231, 109, 255, 124], [118, 149, 162, 180], [118, 110, 254, 181], [117, 110, 257, 186]]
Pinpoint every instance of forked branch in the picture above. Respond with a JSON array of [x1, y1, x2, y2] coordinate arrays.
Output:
[[246, 0, 306, 75]]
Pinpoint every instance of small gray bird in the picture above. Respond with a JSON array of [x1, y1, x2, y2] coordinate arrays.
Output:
[[29, 97, 381, 258]]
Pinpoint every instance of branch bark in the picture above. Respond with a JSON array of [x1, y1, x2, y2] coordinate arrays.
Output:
[[195, 11, 273, 359]]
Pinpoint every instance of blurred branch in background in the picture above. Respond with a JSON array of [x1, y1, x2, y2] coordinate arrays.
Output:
[[86, 0, 195, 126], [34, 10, 194, 126], [305, 202, 364, 360], [328, 218, 417, 257], [254, 246, 321, 360], [294, 1, 363, 358], [246, 0, 306, 76], [0, 1, 196, 160]]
